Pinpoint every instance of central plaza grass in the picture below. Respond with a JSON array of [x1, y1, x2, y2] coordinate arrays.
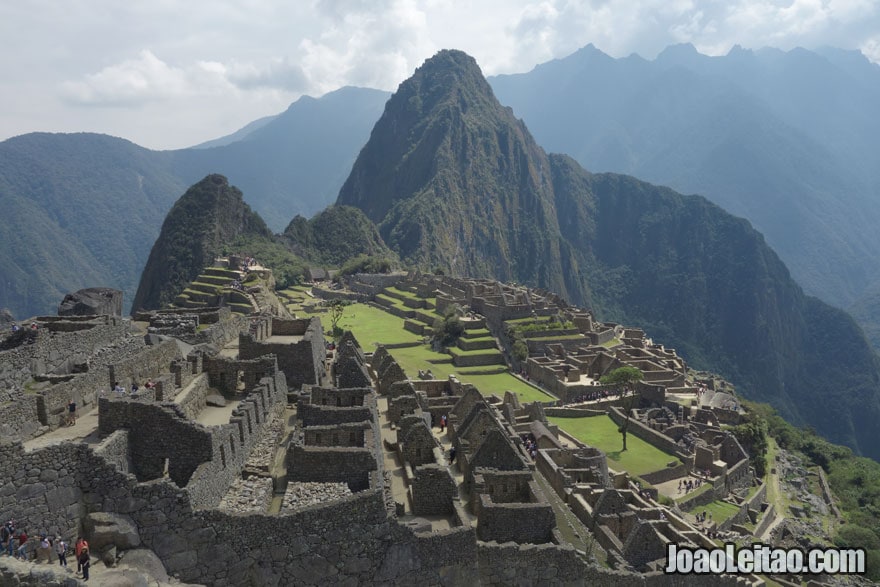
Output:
[[305, 303, 422, 347], [385, 343, 553, 404], [548, 415, 679, 476], [296, 299, 555, 404]]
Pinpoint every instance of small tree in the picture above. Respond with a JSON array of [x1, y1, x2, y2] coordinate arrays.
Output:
[[328, 299, 348, 340], [600, 366, 644, 451], [433, 305, 465, 347]]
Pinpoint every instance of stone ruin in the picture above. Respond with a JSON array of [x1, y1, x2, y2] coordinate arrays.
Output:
[[0, 283, 760, 586]]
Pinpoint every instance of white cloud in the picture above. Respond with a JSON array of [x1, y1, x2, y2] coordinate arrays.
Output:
[[61, 50, 224, 106], [2, 0, 879, 147]]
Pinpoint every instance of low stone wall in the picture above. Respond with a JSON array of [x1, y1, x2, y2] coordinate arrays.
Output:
[[753, 503, 776, 537], [640, 462, 689, 485], [175, 373, 211, 421], [288, 445, 377, 490], [0, 396, 42, 439]]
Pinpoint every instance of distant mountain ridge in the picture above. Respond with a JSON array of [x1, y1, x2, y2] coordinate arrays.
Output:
[[335, 49, 880, 460], [0, 86, 389, 319], [490, 43, 880, 321]]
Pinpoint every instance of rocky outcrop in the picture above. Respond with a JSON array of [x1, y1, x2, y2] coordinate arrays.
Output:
[[58, 288, 123, 317]]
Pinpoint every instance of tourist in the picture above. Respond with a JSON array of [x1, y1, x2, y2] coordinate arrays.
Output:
[[75, 537, 87, 573], [11, 323, 19, 332], [39, 534, 51, 563], [79, 547, 90, 581], [55, 536, 67, 568], [16, 529, 28, 560], [3, 521, 14, 556], [440, 414, 447, 432], [67, 399, 77, 426]]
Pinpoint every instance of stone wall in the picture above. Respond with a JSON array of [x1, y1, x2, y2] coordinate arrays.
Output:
[[0, 316, 127, 395], [288, 446, 377, 490], [475, 493, 555, 544], [411, 464, 456, 516], [239, 317, 325, 391], [175, 373, 211, 421]]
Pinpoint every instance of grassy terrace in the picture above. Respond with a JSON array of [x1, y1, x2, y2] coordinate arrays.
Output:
[[687, 499, 740, 524], [309, 303, 423, 347], [548, 415, 680, 477]]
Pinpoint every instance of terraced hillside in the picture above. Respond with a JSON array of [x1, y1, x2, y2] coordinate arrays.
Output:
[[287, 282, 554, 404], [171, 266, 256, 315]]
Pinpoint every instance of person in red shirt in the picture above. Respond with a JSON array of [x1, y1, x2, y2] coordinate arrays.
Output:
[[75, 537, 88, 573], [16, 530, 28, 560]]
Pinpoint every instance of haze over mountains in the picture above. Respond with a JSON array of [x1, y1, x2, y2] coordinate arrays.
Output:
[[3, 43, 880, 346], [0, 87, 387, 320], [131, 49, 880, 463]]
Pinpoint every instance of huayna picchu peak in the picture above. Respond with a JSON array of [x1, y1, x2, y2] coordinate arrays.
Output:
[[338, 49, 578, 303]]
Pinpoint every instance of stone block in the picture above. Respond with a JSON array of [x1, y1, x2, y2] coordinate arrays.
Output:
[[85, 512, 141, 551]]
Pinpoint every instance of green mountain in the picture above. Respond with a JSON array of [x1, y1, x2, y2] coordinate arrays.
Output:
[[0, 87, 389, 319], [0, 133, 188, 319], [132, 174, 272, 311], [489, 43, 880, 317], [337, 49, 880, 460], [337, 51, 582, 302], [281, 205, 397, 267]]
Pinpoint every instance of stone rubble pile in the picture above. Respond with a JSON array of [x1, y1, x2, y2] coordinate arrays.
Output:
[[281, 482, 351, 512], [218, 476, 273, 513], [244, 411, 286, 472]]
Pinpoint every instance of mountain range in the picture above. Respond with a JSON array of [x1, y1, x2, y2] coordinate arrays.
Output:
[[4, 43, 880, 349], [135, 49, 880, 463]]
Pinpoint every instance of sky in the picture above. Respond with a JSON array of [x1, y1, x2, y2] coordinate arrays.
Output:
[[2, 0, 879, 150]]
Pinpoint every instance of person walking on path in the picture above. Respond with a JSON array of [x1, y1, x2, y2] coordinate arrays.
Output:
[[75, 537, 87, 573], [55, 537, 67, 568], [78, 547, 90, 581], [67, 399, 77, 426]]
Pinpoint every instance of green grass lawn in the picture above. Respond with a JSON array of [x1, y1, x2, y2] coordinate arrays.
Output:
[[314, 303, 423, 347], [548, 415, 679, 476], [687, 499, 740, 524]]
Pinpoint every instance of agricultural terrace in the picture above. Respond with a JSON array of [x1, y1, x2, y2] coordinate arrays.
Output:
[[306, 302, 555, 404], [548, 415, 681, 477]]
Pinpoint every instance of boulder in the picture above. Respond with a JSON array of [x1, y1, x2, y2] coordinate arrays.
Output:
[[58, 287, 123, 316], [206, 394, 227, 407], [84, 512, 141, 551]]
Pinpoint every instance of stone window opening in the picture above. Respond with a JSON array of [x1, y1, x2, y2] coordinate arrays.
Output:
[[219, 445, 227, 468]]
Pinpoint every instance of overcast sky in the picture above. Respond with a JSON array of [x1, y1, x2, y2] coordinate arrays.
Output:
[[2, 0, 878, 150]]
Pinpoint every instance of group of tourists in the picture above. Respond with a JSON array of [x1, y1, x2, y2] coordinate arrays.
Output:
[[678, 477, 704, 494], [564, 386, 632, 406], [521, 433, 539, 459], [1, 521, 91, 580]]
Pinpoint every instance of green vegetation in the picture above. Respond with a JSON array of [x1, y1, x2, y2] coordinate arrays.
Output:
[[548, 415, 678, 476], [433, 306, 465, 346], [228, 235, 307, 290], [743, 399, 880, 581], [308, 303, 421, 347], [338, 254, 394, 276]]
